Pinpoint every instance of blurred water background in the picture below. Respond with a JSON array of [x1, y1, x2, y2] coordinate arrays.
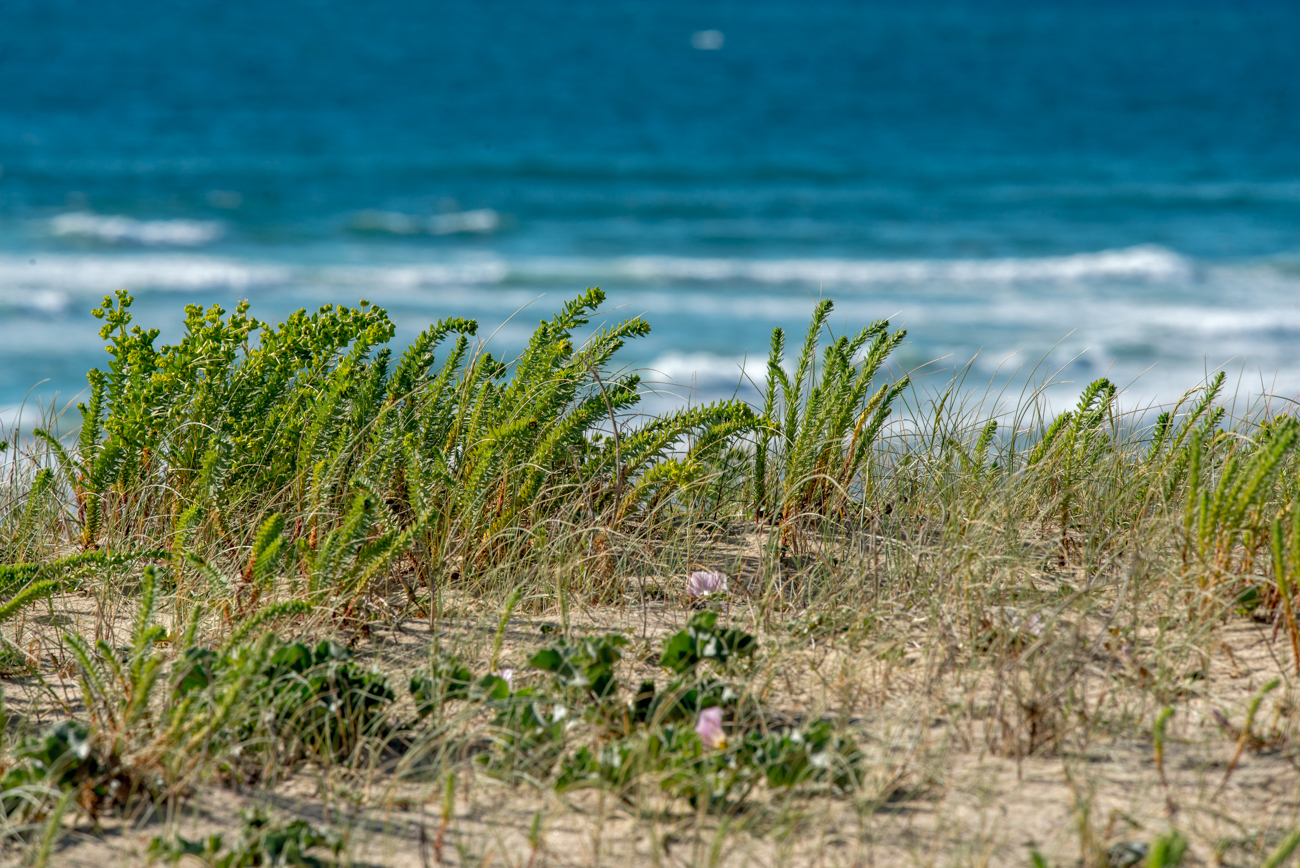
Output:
[[2, 0, 1299, 422]]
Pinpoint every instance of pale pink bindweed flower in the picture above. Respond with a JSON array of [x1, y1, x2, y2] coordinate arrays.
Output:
[[687, 570, 729, 600], [695, 706, 726, 749], [494, 668, 515, 689]]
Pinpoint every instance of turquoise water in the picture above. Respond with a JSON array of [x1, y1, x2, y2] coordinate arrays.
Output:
[[2, 1, 1299, 419]]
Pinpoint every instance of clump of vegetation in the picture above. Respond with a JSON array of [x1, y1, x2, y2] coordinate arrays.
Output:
[[148, 808, 342, 867], [2, 291, 1300, 865]]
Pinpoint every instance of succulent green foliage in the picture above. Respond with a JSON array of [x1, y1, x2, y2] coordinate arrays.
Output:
[[148, 808, 342, 867], [1146, 829, 1189, 868], [63, 564, 169, 735], [659, 611, 757, 674], [256, 640, 396, 760], [0, 578, 58, 627], [528, 633, 628, 700], [1271, 502, 1300, 672], [0, 721, 101, 820], [742, 720, 862, 791], [1144, 373, 1226, 477], [410, 654, 476, 718], [557, 719, 862, 811]]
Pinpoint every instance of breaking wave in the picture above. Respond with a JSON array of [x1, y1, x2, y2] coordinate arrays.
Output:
[[3, 245, 1199, 301], [508, 245, 1194, 286], [51, 212, 225, 246], [0, 254, 289, 294], [349, 209, 501, 236]]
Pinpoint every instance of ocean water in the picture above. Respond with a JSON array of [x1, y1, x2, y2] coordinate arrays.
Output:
[[3, 1, 1299, 423]]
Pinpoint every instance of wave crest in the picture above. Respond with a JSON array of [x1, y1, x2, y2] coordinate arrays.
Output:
[[51, 212, 225, 246], [0, 255, 288, 293], [521, 246, 1192, 286]]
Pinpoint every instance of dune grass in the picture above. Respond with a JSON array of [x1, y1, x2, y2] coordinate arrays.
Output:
[[2, 291, 1300, 866]]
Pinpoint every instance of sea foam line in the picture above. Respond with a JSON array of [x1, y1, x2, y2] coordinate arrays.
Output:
[[51, 212, 225, 246], [0, 254, 290, 293], [530, 245, 1194, 285], [0, 245, 1210, 300]]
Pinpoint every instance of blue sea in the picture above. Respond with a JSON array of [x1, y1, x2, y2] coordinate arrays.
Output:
[[3, 1, 1300, 423]]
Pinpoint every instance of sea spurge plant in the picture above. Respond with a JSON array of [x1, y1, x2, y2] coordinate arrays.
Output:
[[753, 299, 909, 534], [41, 289, 759, 612], [1022, 377, 1123, 554], [1143, 372, 1227, 491], [1270, 503, 1300, 674], [1184, 419, 1300, 586], [1026, 377, 1118, 471], [7, 566, 213, 820], [62, 565, 169, 740]]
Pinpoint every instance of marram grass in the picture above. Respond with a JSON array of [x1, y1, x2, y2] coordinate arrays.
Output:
[[1, 292, 1300, 866]]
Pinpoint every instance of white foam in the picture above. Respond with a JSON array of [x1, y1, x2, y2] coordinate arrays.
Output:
[[691, 30, 725, 50], [0, 246, 1198, 303], [320, 260, 509, 288], [0, 254, 289, 294], [51, 212, 225, 246], [643, 352, 754, 386], [581, 245, 1193, 286], [350, 209, 500, 236], [14, 290, 71, 314]]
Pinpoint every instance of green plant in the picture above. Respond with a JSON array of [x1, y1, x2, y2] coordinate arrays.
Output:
[[528, 633, 628, 701], [557, 718, 862, 813], [1, 550, 165, 634], [658, 611, 756, 675], [410, 654, 475, 719], [63, 565, 171, 741], [253, 640, 395, 762], [1026, 377, 1118, 553], [1185, 419, 1299, 589], [38, 289, 756, 615], [148, 808, 342, 867], [1271, 502, 1300, 674], [0, 720, 101, 821], [739, 719, 862, 792], [1146, 829, 1188, 868], [6, 289, 1300, 862], [753, 299, 908, 532]]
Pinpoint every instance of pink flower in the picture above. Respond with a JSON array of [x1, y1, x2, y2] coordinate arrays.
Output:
[[695, 706, 726, 749], [494, 668, 515, 689], [687, 570, 729, 600]]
